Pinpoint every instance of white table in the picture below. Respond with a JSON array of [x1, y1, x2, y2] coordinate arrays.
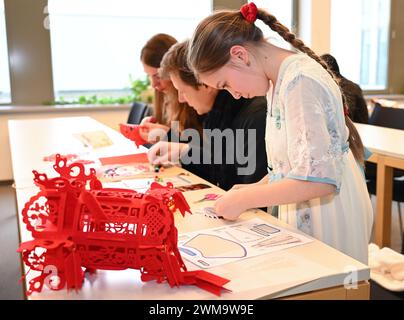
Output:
[[356, 123, 404, 248], [8, 117, 370, 300]]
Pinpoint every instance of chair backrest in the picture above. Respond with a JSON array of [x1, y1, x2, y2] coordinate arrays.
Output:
[[369, 103, 404, 130], [367, 102, 404, 179], [127, 102, 153, 124]]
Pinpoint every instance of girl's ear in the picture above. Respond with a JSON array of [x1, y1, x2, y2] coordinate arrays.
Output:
[[229, 45, 250, 66]]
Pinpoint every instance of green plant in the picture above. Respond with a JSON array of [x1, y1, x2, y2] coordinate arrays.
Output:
[[47, 76, 152, 106], [129, 75, 152, 102]]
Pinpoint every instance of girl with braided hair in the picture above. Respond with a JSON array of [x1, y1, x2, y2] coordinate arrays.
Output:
[[188, 3, 373, 263]]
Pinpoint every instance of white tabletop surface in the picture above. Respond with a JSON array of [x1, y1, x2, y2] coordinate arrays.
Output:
[[355, 123, 404, 160], [8, 116, 370, 300]]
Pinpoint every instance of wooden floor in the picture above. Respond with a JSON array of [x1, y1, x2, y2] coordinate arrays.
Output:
[[0, 183, 402, 300]]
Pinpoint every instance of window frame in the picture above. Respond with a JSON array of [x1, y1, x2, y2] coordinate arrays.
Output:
[[0, 0, 11, 104], [2, 0, 401, 105]]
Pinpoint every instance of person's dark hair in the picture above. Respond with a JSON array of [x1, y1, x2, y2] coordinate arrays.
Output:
[[321, 54, 341, 76], [188, 7, 364, 164], [140, 33, 177, 68], [160, 40, 200, 89], [140, 34, 202, 134], [141, 34, 177, 124]]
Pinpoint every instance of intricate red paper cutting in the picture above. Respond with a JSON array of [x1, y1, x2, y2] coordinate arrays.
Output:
[[18, 155, 230, 296]]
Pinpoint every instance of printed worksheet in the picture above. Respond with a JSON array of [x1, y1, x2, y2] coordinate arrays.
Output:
[[178, 218, 313, 269]]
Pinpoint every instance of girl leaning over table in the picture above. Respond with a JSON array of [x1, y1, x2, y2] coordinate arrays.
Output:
[[187, 2, 373, 264]]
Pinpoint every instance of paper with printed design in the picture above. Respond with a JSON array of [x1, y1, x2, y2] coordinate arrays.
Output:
[[178, 218, 313, 269]]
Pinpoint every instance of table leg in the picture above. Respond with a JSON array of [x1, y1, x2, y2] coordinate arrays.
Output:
[[375, 157, 393, 247]]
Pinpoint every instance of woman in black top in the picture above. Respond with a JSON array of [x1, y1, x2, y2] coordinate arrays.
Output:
[[148, 41, 268, 190]]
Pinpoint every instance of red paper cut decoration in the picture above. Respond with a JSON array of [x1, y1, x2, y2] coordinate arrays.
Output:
[[18, 155, 230, 296], [119, 123, 147, 147]]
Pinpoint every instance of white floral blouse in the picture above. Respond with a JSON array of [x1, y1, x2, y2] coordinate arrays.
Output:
[[265, 53, 373, 264]]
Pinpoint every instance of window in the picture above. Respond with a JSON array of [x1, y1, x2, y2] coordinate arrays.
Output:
[[48, 0, 212, 101], [248, 0, 294, 50], [330, 0, 391, 91], [0, 0, 11, 104]]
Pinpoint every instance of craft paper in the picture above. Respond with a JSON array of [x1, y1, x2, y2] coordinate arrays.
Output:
[[43, 153, 95, 165], [99, 153, 149, 166], [96, 163, 154, 181], [119, 123, 147, 147], [73, 131, 113, 148], [179, 218, 313, 269]]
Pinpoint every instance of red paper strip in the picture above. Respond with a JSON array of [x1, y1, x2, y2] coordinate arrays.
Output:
[[99, 153, 149, 165]]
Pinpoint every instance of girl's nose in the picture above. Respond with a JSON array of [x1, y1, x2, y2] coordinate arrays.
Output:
[[178, 92, 186, 103], [230, 90, 242, 100], [151, 78, 160, 90]]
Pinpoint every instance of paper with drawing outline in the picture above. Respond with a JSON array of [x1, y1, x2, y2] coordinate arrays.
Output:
[[178, 218, 313, 269]]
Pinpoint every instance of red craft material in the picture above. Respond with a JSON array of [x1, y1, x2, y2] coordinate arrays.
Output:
[[119, 123, 147, 147], [18, 155, 230, 296], [99, 153, 149, 166]]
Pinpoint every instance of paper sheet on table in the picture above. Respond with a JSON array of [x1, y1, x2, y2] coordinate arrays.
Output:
[[73, 130, 113, 148], [96, 163, 154, 181], [214, 251, 336, 299], [101, 176, 192, 193], [178, 218, 313, 269]]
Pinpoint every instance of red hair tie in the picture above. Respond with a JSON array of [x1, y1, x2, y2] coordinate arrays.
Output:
[[240, 2, 258, 23], [344, 106, 350, 117]]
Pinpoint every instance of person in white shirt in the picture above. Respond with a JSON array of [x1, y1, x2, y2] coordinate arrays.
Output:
[[187, 2, 373, 264]]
